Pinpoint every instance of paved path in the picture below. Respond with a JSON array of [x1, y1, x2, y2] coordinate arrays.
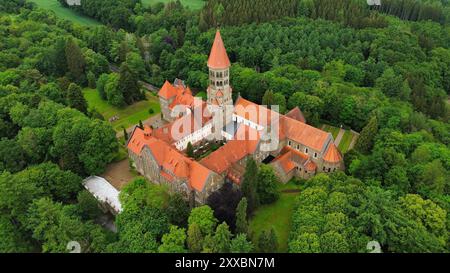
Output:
[[334, 128, 345, 146]]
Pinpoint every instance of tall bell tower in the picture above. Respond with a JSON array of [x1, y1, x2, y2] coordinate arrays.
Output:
[[207, 30, 233, 113]]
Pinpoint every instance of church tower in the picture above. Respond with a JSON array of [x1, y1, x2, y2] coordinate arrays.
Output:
[[207, 30, 233, 113]]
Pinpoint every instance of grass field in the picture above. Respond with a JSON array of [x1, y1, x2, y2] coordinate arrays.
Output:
[[83, 88, 161, 132], [337, 130, 354, 154], [142, 0, 205, 9], [29, 0, 100, 26], [321, 124, 340, 139], [249, 182, 300, 252], [321, 124, 358, 154]]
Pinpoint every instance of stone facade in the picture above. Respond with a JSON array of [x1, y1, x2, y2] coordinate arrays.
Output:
[[128, 30, 345, 204]]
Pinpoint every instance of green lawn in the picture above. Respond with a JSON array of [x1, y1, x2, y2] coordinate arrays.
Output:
[[83, 88, 161, 132], [321, 124, 340, 139], [338, 130, 354, 154], [249, 182, 300, 252], [29, 0, 101, 26], [142, 0, 205, 9]]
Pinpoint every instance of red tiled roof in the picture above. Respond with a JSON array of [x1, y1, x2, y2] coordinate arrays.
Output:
[[281, 116, 330, 152], [200, 125, 260, 175], [158, 81, 178, 99], [304, 160, 317, 171], [160, 170, 174, 182], [208, 30, 231, 69], [285, 107, 306, 123], [272, 146, 309, 174], [127, 127, 212, 192], [234, 97, 278, 126], [234, 97, 330, 152], [323, 143, 342, 163]]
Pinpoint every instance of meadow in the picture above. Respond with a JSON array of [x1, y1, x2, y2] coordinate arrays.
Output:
[[29, 0, 100, 26], [249, 182, 300, 252], [83, 88, 161, 132]]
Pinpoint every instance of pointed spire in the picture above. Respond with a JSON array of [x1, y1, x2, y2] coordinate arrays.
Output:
[[207, 30, 230, 69]]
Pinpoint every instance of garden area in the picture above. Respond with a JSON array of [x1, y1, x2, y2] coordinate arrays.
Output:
[[83, 88, 160, 132], [249, 181, 301, 252], [321, 124, 359, 154], [29, 0, 101, 26]]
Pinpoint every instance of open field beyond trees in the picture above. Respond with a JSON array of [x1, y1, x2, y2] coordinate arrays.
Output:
[[29, 0, 101, 26], [83, 88, 161, 132], [142, 0, 205, 9]]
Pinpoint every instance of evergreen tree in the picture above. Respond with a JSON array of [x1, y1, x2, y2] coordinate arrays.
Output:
[[118, 63, 142, 105], [158, 225, 187, 253], [213, 222, 231, 253], [123, 128, 128, 141], [258, 227, 278, 253], [230, 233, 254, 253], [65, 38, 86, 84], [167, 193, 190, 227], [241, 158, 259, 214], [262, 90, 275, 106], [66, 83, 88, 114], [201, 234, 216, 253], [53, 37, 67, 77], [355, 115, 378, 154], [235, 197, 248, 235], [186, 142, 194, 158], [187, 223, 203, 253]]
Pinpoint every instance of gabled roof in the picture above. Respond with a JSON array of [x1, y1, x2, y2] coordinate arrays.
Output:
[[158, 80, 178, 99], [323, 143, 342, 163], [234, 97, 279, 126], [304, 160, 317, 171], [234, 97, 331, 152], [208, 30, 231, 69], [285, 107, 306, 123], [127, 127, 213, 192], [272, 146, 309, 173], [200, 125, 260, 175], [281, 116, 330, 152]]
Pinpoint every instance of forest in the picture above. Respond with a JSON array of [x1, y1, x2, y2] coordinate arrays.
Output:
[[0, 0, 448, 253]]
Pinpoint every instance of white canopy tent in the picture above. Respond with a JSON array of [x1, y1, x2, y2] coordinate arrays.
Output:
[[83, 176, 123, 214]]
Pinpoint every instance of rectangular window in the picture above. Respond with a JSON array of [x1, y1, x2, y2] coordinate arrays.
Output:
[[296, 145, 300, 150], [305, 148, 309, 154], [314, 152, 317, 158], [288, 140, 291, 146]]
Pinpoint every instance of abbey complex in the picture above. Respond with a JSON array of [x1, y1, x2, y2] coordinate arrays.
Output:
[[127, 31, 344, 204]]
